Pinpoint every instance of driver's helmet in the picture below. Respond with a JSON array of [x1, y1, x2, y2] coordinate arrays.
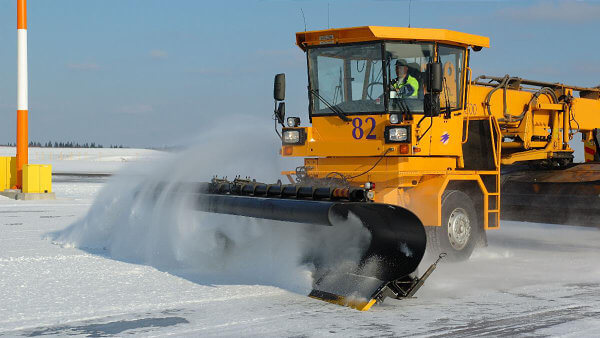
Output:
[[395, 59, 408, 68]]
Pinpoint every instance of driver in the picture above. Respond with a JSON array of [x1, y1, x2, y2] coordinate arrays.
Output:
[[391, 59, 419, 98]]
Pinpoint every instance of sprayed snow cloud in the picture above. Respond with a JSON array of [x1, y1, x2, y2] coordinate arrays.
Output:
[[50, 115, 369, 295]]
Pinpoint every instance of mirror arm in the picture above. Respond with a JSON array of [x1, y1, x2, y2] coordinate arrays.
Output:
[[274, 114, 282, 140]]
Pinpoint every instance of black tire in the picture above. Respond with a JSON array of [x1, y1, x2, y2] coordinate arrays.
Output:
[[426, 190, 479, 262]]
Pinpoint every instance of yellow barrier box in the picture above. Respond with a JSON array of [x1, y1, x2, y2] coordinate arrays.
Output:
[[0, 157, 7, 190], [23, 164, 52, 193], [0, 157, 16, 191]]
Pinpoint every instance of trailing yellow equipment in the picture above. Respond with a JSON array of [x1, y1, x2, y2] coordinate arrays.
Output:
[[198, 26, 600, 310]]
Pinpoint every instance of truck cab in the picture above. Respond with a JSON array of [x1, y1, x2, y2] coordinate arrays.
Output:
[[276, 26, 496, 260]]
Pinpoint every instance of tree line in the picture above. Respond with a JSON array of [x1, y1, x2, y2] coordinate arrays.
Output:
[[1, 141, 127, 148]]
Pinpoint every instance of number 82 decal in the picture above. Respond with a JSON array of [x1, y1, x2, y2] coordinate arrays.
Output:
[[352, 117, 376, 140]]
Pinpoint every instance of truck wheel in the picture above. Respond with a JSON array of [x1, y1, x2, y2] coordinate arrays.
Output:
[[427, 190, 479, 261]]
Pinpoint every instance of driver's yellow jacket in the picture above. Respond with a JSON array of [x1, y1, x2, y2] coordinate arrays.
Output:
[[391, 75, 419, 98]]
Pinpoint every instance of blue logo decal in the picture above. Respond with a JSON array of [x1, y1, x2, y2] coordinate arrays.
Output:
[[441, 132, 450, 145]]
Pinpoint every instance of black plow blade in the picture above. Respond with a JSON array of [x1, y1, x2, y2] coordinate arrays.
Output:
[[502, 163, 600, 227], [195, 192, 427, 311], [308, 273, 386, 311]]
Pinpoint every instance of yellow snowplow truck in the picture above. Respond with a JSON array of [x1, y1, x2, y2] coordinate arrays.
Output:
[[197, 26, 600, 310]]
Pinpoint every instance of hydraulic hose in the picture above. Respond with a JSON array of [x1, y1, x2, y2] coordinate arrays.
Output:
[[503, 86, 559, 123], [482, 75, 559, 123]]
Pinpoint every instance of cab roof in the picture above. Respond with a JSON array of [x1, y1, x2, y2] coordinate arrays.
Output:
[[296, 26, 489, 50]]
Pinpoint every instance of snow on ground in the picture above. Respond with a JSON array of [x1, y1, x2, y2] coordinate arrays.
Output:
[[1, 122, 599, 336], [0, 146, 164, 174], [1, 179, 599, 336]]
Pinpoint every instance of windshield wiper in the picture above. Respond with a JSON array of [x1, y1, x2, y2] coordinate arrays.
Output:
[[309, 89, 351, 122], [397, 97, 412, 120], [389, 94, 412, 122]]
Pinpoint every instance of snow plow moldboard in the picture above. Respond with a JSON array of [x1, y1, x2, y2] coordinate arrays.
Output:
[[194, 180, 427, 311], [501, 163, 600, 228]]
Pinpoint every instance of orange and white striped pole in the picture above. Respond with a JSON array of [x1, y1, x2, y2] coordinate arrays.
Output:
[[584, 142, 595, 162], [584, 129, 599, 162], [16, 0, 28, 188]]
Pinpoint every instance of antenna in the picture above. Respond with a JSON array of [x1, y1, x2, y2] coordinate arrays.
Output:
[[300, 8, 307, 32], [408, 0, 412, 28]]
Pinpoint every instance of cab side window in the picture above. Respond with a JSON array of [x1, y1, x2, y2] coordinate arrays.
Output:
[[438, 45, 465, 109]]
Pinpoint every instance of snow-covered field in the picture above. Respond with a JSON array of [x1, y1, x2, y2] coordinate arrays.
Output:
[[0, 146, 164, 174], [1, 131, 599, 336], [2, 179, 599, 337]]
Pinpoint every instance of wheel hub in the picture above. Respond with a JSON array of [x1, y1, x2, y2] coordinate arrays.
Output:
[[447, 207, 471, 250]]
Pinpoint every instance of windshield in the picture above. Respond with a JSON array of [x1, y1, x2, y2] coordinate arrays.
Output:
[[307, 42, 463, 116], [308, 43, 384, 115], [385, 42, 434, 113]]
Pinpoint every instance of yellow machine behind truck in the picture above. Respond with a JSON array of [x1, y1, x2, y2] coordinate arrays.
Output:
[[197, 26, 600, 310]]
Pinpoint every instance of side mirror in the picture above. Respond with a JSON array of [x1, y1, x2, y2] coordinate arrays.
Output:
[[274, 73, 286, 101], [424, 93, 440, 117], [427, 62, 443, 93], [275, 102, 285, 125]]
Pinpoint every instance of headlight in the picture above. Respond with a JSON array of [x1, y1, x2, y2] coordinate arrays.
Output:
[[282, 128, 306, 145], [286, 117, 301, 127], [384, 126, 410, 143], [389, 128, 407, 141], [283, 130, 300, 143], [389, 114, 400, 124]]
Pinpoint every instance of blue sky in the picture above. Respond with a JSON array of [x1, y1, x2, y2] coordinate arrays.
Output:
[[0, 0, 599, 147]]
